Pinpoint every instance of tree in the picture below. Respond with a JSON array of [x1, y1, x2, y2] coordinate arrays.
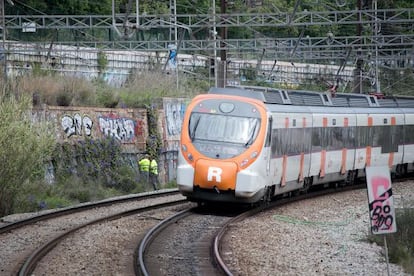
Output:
[[7, 0, 112, 15]]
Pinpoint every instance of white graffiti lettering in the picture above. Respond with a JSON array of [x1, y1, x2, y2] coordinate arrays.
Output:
[[165, 101, 186, 136], [61, 114, 93, 137], [98, 116, 135, 142]]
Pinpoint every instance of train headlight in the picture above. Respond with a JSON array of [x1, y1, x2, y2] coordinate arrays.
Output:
[[182, 144, 187, 152], [240, 159, 249, 167], [250, 151, 258, 158], [219, 102, 235, 113], [188, 153, 194, 162]]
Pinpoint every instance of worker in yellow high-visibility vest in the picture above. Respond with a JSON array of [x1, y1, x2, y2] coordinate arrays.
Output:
[[138, 155, 150, 183], [150, 158, 159, 190]]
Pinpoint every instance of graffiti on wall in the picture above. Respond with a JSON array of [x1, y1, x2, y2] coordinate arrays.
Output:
[[103, 71, 129, 87], [98, 114, 142, 142], [164, 99, 186, 136], [61, 114, 93, 137]]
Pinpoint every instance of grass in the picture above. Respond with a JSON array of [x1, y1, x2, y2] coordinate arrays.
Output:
[[367, 208, 414, 274]]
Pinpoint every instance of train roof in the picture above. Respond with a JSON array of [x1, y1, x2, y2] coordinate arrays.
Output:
[[208, 86, 414, 108]]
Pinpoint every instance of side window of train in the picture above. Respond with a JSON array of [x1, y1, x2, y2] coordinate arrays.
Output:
[[265, 117, 272, 147], [344, 126, 356, 149], [271, 125, 310, 157], [405, 125, 414, 144], [311, 127, 322, 152], [356, 126, 370, 148], [271, 128, 286, 156], [371, 125, 401, 153], [394, 125, 404, 150], [329, 127, 343, 151]]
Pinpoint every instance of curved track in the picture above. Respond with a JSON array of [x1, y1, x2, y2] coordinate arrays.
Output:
[[213, 184, 366, 275], [137, 184, 365, 275], [0, 189, 186, 275], [18, 199, 188, 276], [0, 189, 180, 234]]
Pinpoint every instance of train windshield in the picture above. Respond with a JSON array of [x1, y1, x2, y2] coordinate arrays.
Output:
[[188, 113, 260, 159]]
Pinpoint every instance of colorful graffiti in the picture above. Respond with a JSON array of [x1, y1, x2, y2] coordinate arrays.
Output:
[[366, 167, 397, 234], [98, 115, 138, 142], [61, 114, 93, 137]]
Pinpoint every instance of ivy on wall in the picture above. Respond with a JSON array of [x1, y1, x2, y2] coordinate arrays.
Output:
[[51, 137, 136, 192], [145, 104, 162, 159]]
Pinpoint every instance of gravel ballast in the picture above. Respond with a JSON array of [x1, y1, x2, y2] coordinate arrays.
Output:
[[1, 182, 413, 275], [223, 181, 414, 275]]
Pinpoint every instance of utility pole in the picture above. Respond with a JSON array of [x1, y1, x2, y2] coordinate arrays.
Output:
[[217, 0, 227, 88], [212, 0, 217, 87], [1, 0, 6, 81], [373, 0, 380, 93], [353, 0, 363, 93]]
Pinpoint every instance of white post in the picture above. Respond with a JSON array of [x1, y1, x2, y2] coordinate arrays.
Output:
[[384, 235, 390, 276]]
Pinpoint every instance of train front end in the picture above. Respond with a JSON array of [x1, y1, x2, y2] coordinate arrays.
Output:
[[177, 94, 268, 204]]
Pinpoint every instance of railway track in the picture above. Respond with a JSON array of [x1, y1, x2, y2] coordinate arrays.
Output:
[[0, 189, 189, 275], [0, 189, 181, 234], [137, 183, 366, 275], [2, 176, 411, 275]]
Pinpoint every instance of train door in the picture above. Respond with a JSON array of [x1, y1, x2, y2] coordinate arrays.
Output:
[[368, 113, 404, 168], [274, 113, 312, 185], [309, 113, 325, 177], [354, 113, 369, 170], [265, 116, 273, 176], [403, 113, 414, 165]]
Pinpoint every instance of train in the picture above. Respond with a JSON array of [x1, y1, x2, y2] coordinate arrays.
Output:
[[177, 86, 414, 204]]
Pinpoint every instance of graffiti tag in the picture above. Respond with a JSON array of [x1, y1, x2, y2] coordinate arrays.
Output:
[[165, 101, 186, 136], [61, 114, 93, 137], [98, 116, 136, 142], [366, 167, 397, 234]]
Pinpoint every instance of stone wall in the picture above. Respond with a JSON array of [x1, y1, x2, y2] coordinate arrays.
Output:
[[32, 97, 190, 184]]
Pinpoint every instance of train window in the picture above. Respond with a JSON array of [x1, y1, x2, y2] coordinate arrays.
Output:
[[189, 112, 260, 146], [265, 117, 272, 147], [356, 126, 370, 148], [311, 127, 322, 152], [271, 128, 308, 156], [405, 125, 414, 144], [368, 125, 403, 153], [384, 118, 388, 124], [344, 126, 356, 149], [327, 128, 344, 151]]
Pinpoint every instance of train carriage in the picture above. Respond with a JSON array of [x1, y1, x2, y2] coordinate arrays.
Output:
[[177, 86, 414, 204]]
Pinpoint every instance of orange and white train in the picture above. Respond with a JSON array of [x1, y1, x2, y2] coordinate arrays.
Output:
[[177, 86, 414, 204]]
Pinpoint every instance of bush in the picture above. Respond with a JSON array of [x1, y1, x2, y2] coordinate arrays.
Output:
[[0, 92, 55, 216], [367, 208, 414, 274]]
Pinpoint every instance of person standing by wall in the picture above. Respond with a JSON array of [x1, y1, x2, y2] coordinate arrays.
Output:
[[138, 154, 150, 184], [149, 158, 159, 190]]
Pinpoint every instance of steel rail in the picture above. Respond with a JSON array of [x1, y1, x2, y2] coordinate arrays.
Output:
[[0, 189, 180, 235], [18, 198, 188, 276], [212, 184, 366, 275], [136, 207, 195, 276]]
